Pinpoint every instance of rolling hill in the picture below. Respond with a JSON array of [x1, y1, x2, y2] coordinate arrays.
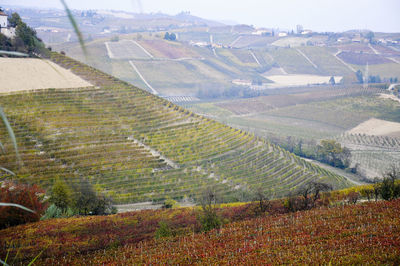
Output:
[[0, 52, 353, 204]]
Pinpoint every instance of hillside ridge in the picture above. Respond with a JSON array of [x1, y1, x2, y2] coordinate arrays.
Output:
[[0, 52, 352, 204]]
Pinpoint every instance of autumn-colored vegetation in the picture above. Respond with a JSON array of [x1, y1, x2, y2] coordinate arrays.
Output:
[[0, 52, 351, 205], [88, 200, 398, 265], [0, 202, 264, 263], [1, 198, 399, 265], [0, 181, 47, 229]]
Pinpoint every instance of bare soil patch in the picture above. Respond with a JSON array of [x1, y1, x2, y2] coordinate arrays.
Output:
[[0, 58, 91, 92], [347, 118, 400, 137]]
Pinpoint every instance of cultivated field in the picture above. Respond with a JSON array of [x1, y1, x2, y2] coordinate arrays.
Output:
[[0, 52, 351, 205], [0, 58, 91, 92], [272, 37, 310, 47], [338, 51, 391, 65], [216, 48, 259, 68], [130, 59, 232, 95], [138, 40, 199, 59], [297, 46, 353, 75], [347, 118, 400, 138], [268, 48, 320, 74], [265, 74, 342, 87], [338, 133, 400, 179], [336, 43, 376, 53], [229, 35, 274, 48], [367, 63, 400, 79], [188, 91, 399, 143], [105, 40, 152, 59], [216, 87, 378, 115]]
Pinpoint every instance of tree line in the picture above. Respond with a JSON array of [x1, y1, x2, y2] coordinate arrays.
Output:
[[0, 12, 47, 55]]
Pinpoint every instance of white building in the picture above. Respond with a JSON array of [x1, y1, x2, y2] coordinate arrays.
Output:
[[0, 9, 16, 38], [0, 10, 7, 28]]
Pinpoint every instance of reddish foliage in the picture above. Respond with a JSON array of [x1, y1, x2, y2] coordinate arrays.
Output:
[[55, 200, 400, 265], [0, 181, 47, 229]]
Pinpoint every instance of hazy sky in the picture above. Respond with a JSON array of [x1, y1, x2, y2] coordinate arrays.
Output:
[[2, 0, 400, 32]]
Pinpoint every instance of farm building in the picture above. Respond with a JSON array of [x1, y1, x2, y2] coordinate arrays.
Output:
[[0, 9, 15, 38], [0, 10, 7, 28]]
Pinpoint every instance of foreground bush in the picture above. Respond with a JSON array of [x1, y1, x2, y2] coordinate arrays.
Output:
[[47, 178, 117, 217], [0, 181, 47, 229]]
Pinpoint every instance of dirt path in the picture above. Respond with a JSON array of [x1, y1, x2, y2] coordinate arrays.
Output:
[[334, 50, 356, 72], [387, 57, 400, 64], [249, 50, 261, 66], [229, 36, 242, 47], [104, 42, 115, 59], [128, 60, 159, 95], [369, 44, 399, 64], [368, 43, 380, 55], [209, 34, 218, 58], [131, 40, 154, 58], [296, 49, 318, 69]]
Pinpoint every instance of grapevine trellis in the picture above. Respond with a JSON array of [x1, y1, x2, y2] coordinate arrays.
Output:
[[0, 52, 352, 204]]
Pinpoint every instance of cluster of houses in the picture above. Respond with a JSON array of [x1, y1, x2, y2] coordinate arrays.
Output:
[[189, 25, 314, 48], [0, 8, 15, 39], [337, 33, 399, 45]]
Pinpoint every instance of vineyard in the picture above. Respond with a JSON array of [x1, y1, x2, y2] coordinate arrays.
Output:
[[338, 133, 400, 179], [268, 48, 320, 75], [105, 40, 152, 60], [0, 52, 352, 205], [1, 199, 399, 264], [216, 87, 378, 116], [137, 40, 199, 59], [296, 46, 353, 76], [339, 133, 400, 150], [337, 51, 391, 65]]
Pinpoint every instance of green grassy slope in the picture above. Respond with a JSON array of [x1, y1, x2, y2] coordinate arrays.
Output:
[[0, 53, 352, 204]]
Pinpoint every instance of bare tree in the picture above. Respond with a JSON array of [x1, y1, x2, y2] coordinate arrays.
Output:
[[380, 164, 400, 200], [253, 187, 271, 215], [297, 181, 333, 210], [198, 187, 221, 231]]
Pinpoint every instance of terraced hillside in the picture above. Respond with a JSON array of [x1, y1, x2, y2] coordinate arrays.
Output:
[[337, 133, 400, 179], [0, 53, 352, 204]]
